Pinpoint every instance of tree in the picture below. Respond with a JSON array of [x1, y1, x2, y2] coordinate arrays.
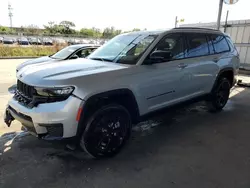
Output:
[[0, 26, 11, 34], [132, 28, 141, 32], [25, 24, 41, 35], [44, 21, 64, 35], [102, 27, 121, 38], [59, 21, 76, 34], [80, 28, 95, 37], [44, 21, 56, 34]]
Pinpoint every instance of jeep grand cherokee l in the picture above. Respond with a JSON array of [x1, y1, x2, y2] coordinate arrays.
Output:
[[4, 28, 239, 158]]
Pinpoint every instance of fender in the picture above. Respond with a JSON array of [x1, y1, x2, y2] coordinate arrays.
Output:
[[76, 88, 140, 138]]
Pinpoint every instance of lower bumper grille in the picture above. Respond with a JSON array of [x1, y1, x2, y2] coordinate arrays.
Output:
[[39, 123, 63, 137]]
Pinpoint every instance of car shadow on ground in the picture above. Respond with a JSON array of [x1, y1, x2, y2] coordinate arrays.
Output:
[[0, 87, 249, 188]]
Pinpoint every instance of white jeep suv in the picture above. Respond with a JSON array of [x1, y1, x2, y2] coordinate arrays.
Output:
[[4, 28, 239, 158]]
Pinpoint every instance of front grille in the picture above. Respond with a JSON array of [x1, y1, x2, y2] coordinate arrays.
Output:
[[14, 80, 36, 107], [17, 80, 35, 98], [14, 80, 69, 108]]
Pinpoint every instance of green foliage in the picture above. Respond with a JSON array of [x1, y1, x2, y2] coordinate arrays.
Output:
[[22, 25, 41, 35], [59, 21, 76, 34], [1, 21, 146, 39], [80, 27, 102, 38], [0, 45, 64, 57], [43, 21, 65, 35], [0, 26, 12, 34], [102, 27, 121, 38], [132, 28, 141, 32]]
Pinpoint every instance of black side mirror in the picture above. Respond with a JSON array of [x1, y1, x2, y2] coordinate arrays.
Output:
[[149, 50, 173, 64], [70, 54, 79, 59]]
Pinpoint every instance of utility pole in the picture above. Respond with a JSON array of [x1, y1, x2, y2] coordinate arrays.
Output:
[[224, 10, 229, 32], [8, 3, 13, 29], [217, 0, 224, 30], [175, 16, 178, 28]]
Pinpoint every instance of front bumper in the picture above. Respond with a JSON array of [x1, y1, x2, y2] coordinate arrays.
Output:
[[5, 95, 83, 140]]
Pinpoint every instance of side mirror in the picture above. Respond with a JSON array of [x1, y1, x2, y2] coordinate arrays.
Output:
[[149, 50, 173, 64], [70, 54, 79, 59]]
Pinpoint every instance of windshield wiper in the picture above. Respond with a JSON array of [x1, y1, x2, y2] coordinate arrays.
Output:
[[89, 57, 113, 62]]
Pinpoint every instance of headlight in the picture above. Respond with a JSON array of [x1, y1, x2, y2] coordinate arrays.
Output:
[[35, 86, 74, 97]]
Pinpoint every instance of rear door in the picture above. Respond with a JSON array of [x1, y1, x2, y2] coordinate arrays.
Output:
[[197, 34, 231, 93], [182, 33, 214, 96]]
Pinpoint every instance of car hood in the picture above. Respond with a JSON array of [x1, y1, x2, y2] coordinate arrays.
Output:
[[17, 58, 128, 86], [16, 56, 57, 71]]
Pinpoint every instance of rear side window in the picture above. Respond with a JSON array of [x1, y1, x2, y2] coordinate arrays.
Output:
[[225, 36, 235, 52], [186, 34, 209, 58], [210, 35, 230, 53]]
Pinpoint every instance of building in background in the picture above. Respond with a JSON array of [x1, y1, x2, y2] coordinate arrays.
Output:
[[181, 19, 250, 70]]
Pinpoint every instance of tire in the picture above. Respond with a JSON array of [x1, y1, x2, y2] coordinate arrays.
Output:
[[80, 104, 131, 158], [207, 77, 231, 112]]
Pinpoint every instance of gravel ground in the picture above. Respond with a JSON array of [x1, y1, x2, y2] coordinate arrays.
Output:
[[1, 59, 250, 188]]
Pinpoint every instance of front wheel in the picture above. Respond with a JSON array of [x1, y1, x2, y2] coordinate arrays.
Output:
[[80, 104, 131, 158], [207, 77, 231, 112]]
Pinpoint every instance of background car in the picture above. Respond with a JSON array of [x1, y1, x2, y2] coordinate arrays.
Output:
[[28, 37, 42, 45], [0, 36, 3, 43], [53, 38, 67, 45], [42, 38, 53, 45], [67, 39, 82, 45], [16, 44, 100, 72], [17, 37, 29, 45], [3, 37, 14, 44]]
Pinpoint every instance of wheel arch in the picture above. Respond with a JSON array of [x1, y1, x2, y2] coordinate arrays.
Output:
[[76, 88, 140, 138], [213, 67, 235, 91]]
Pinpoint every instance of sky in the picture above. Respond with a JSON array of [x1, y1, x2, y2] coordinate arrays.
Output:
[[0, 0, 249, 31]]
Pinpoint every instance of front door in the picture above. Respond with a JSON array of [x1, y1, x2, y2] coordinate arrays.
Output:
[[138, 33, 193, 112]]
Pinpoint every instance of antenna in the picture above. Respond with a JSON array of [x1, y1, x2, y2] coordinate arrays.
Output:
[[8, 2, 13, 29]]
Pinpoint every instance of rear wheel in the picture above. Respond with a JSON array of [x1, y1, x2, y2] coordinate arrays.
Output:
[[207, 77, 231, 112], [80, 104, 131, 158]]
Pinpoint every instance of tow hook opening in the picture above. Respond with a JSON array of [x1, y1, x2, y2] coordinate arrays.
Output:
[[4, 108, 14, 127]]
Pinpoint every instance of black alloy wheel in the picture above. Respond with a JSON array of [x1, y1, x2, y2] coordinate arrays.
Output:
[[80, 104, 131, 158]]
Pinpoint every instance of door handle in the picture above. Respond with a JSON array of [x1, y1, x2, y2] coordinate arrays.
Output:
[[213, 58, 219, 63], [178, 63, 188, 69]]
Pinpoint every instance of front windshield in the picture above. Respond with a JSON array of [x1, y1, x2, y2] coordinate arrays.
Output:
[[88, 34, 157, 65], [51, 46, 79, 59]]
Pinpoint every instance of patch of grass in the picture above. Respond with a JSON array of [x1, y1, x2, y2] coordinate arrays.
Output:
[[0, 44, 66, 57]]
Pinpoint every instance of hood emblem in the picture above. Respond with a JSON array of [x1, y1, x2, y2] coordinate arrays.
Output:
[[19, 74, 23, 78]]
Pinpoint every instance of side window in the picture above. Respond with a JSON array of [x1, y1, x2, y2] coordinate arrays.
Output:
[[210, 35, 230, 53], [207, 35, 215, 54], [78, 48, 95, 58], [149, 34, 185, 63], [186, 34, 209, 58], [225, 36, 235, 52]]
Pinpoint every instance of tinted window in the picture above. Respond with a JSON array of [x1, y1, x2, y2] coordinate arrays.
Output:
[[76, 48, 96, 58], [207, 35, 215, 54], [186, 34, 209, 58], [150, 34, 185, 63], [51, 46, 80, 60], [210, 35, 230, 53], [225, 36, 235, 52]]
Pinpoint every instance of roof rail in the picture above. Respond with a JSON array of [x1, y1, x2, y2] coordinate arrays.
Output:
[[173, 27, 220, 31]]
